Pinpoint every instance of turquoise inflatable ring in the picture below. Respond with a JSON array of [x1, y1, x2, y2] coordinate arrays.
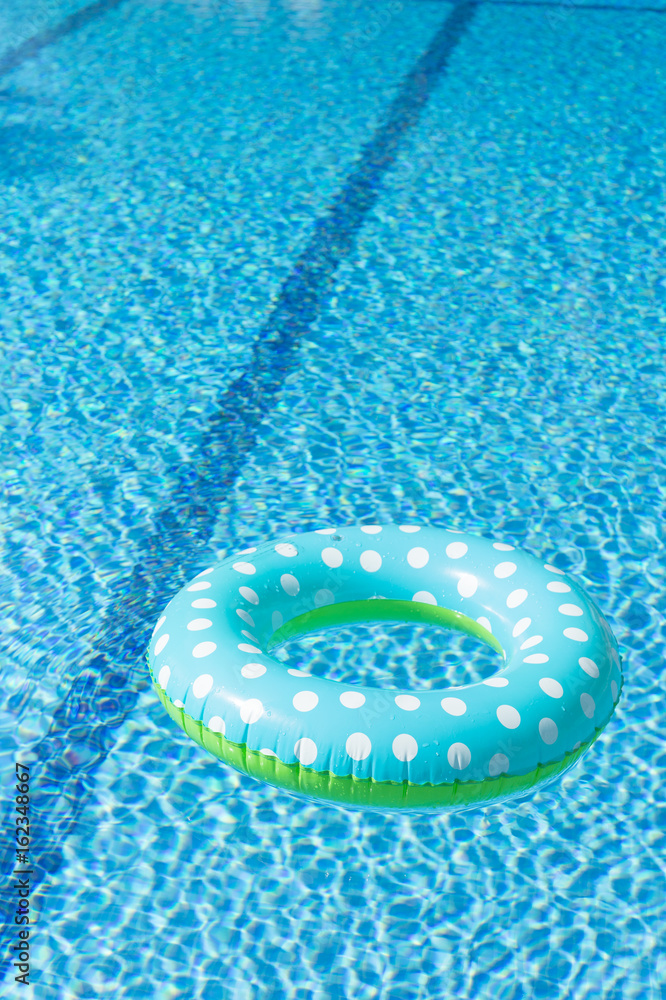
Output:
[[148, 525, 622, 810]]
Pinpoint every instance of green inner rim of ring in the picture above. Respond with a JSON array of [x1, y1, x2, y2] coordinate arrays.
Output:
[[266, 598, 504, 658]]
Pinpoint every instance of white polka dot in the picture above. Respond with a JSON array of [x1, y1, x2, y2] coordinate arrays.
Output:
[[360, 525, 383, 534], [611, 680, 618, 701], [194, 598, 217, 609], [539, 677, 563, 698], [483, 677, 509, 688], [413, 590, 437, 605], [238, 643, 262, 654], [239, 586, 259, 605], [241, 663, 266, 679], [407, 547, 429, 568], [520, 635, 543, 649], [275, 542, 298, 557], [447, 743, 471, 769], [154, 633, 169, 656], [281, 574, 300, 596], [321, 547, 343, 568], [497, 705, 521, 729], [340, 691, 366, 708], [192, 674, 213, 698], [271, 610, 283, 631], [494, 562, 517, 579], [173, 699, 184, 709], [457, 574, 478, 598], [488, 753, 509, 776], [580, 693, 595, 718], [236, 609, 254, 626], [240, 630, 257, 642], [360, 550, 382, 572], [232, 561, 256, 575], [288, 669, 311, 677], [192, 641, 217, 658], [346, 732, 372, 760], [153, 616, 166, 634], [240, 699, 263, 724], [441, 697, 467, 716], [579, 656, 599, 678], [187, 618, 213, 631], [295, 738, 317, 765], [392, 734, 418, 762], [237, 548, 256, 556], [293, 691, 318, 712], [315, 528, 337, 535], [314, 589, 335, 607], [395, 694, 420, 711], [512, 618, 531, 637], [260, 748, 277, 757], [564, 627, 588, 642], [493, 542, 514, 551], [446, 542, 468, 559], [559, 604, 583, 617], [188, 581, 211, 591], [399, 525, 421, 533], [208, 716, 225, 735], [477, 616, 492, 633], [157, 665, 170, 689], [547, 581, 571, 593], [539, 718, 558, 744], [523, 653, 549, 664], [545, 564, 565, 575], [507, 589, 528, 608]]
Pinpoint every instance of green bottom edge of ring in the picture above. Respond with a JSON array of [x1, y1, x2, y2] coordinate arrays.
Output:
[[152, 681, 600, 809]]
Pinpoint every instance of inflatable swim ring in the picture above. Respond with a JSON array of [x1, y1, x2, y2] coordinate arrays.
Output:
[[148, 525, 622, 809]]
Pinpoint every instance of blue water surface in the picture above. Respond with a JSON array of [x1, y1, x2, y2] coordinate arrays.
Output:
[[1, 0, 665, 997]]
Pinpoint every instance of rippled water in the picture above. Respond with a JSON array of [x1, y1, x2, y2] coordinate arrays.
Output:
[[272, 621, 504, 689], [1, 0, 665, 997]]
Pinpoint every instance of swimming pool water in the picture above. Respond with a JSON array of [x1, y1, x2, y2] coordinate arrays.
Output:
[[1, 0, 665, 997]]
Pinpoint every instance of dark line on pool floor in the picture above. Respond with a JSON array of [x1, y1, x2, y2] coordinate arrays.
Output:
[[0, 1, 479, 966], [0, 0, 659, 80], [0, 0, 131, 78], [0, 0, 661, 81]]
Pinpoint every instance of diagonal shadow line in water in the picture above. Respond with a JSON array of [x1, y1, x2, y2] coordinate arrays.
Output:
[[0, 1, 479, 962], [0, 0, 131, 78]]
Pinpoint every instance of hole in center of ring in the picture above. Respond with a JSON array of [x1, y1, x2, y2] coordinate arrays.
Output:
[[267, 599, 505, 691]]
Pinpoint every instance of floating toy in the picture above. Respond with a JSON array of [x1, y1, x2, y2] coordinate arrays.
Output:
[[148, 525, 622, 809]]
